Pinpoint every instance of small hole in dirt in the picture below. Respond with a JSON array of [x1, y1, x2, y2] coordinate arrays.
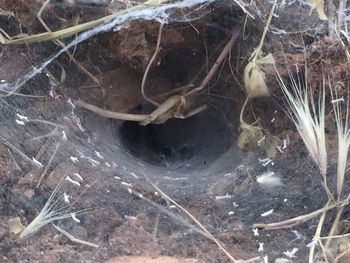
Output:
[[119, 107, 234, 171]]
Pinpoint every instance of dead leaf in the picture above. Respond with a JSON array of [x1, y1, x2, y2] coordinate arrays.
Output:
[[8, 217, 25, 234], [237, 126, 262, 152], [244, 53, 275, 98]]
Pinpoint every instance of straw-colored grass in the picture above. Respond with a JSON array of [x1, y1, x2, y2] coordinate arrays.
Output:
[[331, 86, 350, 199], [20, 175, 91, 238], [275, 65, 327, 178]]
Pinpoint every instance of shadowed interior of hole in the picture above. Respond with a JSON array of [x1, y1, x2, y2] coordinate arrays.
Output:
[[119, 106, 234, 172]]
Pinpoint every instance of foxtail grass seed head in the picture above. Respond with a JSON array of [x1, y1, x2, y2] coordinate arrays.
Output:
[[275, 65, 327, 177], [331, 86, 350, 199], [20, 176, 88, 239]]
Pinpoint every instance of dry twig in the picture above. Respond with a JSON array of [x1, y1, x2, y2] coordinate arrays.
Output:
[[52, 224, 99, 248]]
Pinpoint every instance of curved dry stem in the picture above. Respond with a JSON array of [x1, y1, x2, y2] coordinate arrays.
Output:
[[254, 202, 340, 230], [141, 23, 164, 107], [185, 27, 240, 97], [74, 99, 148, 122]]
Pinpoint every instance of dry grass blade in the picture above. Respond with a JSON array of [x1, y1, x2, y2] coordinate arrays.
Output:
[[147, 182, 244, 261], [0, 89, 47, 97], [254, 202, 338, 230], [308, 201, 330, 263], [130, 189, 210, 239], [0, 14, 113, 44], [325, 205, 345, 250], [0, 0, 169, 45], [52, 224, 99, 248], [74, 99, 149, 122], [274, 65, 327, 178], [144, 180, 261, 263], [36, 140, 61, 188], [0, 135, 42, 168], [148, 181, 238, 262]]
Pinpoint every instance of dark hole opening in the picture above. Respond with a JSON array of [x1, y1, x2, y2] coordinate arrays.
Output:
[[119, 107, 234, 172]]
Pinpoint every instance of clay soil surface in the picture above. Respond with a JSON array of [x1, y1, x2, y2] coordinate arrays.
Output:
[[0, 1, 350, 263]]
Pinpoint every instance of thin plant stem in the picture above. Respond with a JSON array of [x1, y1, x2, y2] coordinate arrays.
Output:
[[36, 140, 61, 188], [308, 201, 330, 263], [141, 23, 164, 107]]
